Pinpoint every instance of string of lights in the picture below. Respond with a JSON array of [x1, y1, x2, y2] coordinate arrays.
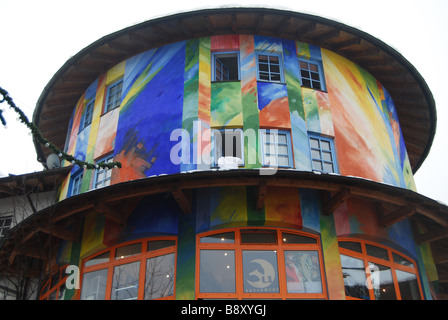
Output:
[[0, 86, 122, 170]]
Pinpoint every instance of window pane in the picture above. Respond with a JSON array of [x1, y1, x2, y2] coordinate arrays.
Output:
[[311, 149, 321, 159], [277, 145, 289, 155], [392, 253, 414, 268], [147, 240, 176, 251], [369, 262, 396, 300], [282, 233, 317, 244], [312, 160, 323, 171], [321, 140, 331, 151], [323, 162, 334, 173], [200, 250, 235, 293], [322, 151, 332, 162], [301, 69, 310, 79], [339, 241, 362, 253], [277, 134, 287, 144], [278, 155, 289, 167], [366, 244, 389, 261], [396, 270, 421, 300], [85, 251, 110, 267], [200, 232, 235, 244], [285, 251, 322, 293], [309, 63, 319, 72], [145, 253, 175, 299], [241, 230, 276, 244], [340, 254, 370, 299], [309, 138, 320, 149], [115, 243, 142, 259], [243, 250, 279, 293], [299, 61, 309, 69], [80, 269, 108, 300], [111, 261, 140, 300]]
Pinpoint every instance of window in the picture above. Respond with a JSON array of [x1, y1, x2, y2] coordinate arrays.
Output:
[[256, 53, 284, 83], [70, 171, 83, 196], [212, 129, 244, 168], [260, 130, 293, 168], [80, 237, 176, 300], [80, 100, 95, 131], [338, 239, 423, 300], [0, 216, 12, 237], [212, 52, 240, 81], [309, 134, 338, 173], [298, 58, 326, 91], [196, 228, 327, 299], [104, 79, 123, 113], [39, 266, 68, 300], [94, 155, 114, 189]]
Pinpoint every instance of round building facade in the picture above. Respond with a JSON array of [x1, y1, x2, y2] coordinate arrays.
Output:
[[3, 8, 446, 300]]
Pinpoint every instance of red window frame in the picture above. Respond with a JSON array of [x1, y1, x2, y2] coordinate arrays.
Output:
[[196, 227, 327, 300], [338, 238, 424, 300], [78, 236, 177, 300], [39, 265, 69, 300]]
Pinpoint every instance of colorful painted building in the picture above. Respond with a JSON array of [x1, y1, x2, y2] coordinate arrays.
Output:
[[1, 8, 447, 300]]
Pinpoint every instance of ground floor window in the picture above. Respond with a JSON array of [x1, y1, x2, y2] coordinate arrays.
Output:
[[196, 228, 327, 299], [338, 238, 423, 300], [39, 265, 68, 300], [79, 237, 176, 300]]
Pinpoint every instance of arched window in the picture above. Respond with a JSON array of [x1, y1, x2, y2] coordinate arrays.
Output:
[[196, 228, 327, 299], [338, 238, 423, 300], [39, 265, 68, 300], [79, 237, 177, 300]]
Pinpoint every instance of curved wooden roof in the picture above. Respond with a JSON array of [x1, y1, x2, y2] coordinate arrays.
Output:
[[32, 7, 436, 173]]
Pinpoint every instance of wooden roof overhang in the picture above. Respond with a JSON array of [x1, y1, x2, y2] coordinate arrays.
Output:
[[32, 7, 436, 173], [1, 169, 448, 288]]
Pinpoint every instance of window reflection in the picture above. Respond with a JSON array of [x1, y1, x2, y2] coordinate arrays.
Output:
[[80, 269, 108, 300], [200, 250, 236, 293], [369, 262, 396, 300], [111, 261, 140, 300], [340, 254, 369, 299], [396, 269, 421, 300], [145, 253, 175, 300]]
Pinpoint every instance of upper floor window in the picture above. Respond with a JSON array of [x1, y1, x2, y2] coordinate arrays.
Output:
[[260, 130, 293, 168], [80, 237, 177, 300], [104, 79, 123, 113], [0, 215, 12, 238], [309, 134, 338, 174], [212, 128, 244, 168], [299, 58, 326, 91], [338, 239, 423, 300], [197, 228, 327, 299], [80, 100, 95, 131], [256, 53, 284, 83], [212, 52, 240, 82], [70, 171, 83, 196], [94, 155, 114, 189]]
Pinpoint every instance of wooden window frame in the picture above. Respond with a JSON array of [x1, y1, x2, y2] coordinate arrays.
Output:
[[103, 79, 123, 114], [196, 227, 327, 300], [298, 58, 326, 91], [39, 265, 69, 300], [308, 133, 338, 174], [260, 129, 294, 168], [338, 238, 424, 300], [256, 52, 285, 83], [78, 237, 177, 300]]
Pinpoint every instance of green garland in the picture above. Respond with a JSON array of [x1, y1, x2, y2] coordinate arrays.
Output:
[[0, 86, 122, 170]]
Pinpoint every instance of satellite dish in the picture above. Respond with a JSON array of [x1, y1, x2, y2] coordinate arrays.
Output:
[[46, 153, 61, 169]]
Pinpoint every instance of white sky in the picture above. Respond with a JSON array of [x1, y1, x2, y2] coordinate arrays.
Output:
[[0, 0, 447, 204]]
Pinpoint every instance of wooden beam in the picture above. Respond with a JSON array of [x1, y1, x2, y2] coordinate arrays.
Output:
[[416, 227, 448, 244], [256, 181, 267, 211], [323, 188, 350, 215], [95, 202, 127, 225], [171, 188, 191, 215], [38, 224, 80, 242], [435, 254, 448, 265], [379, 206, 416, 228]]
